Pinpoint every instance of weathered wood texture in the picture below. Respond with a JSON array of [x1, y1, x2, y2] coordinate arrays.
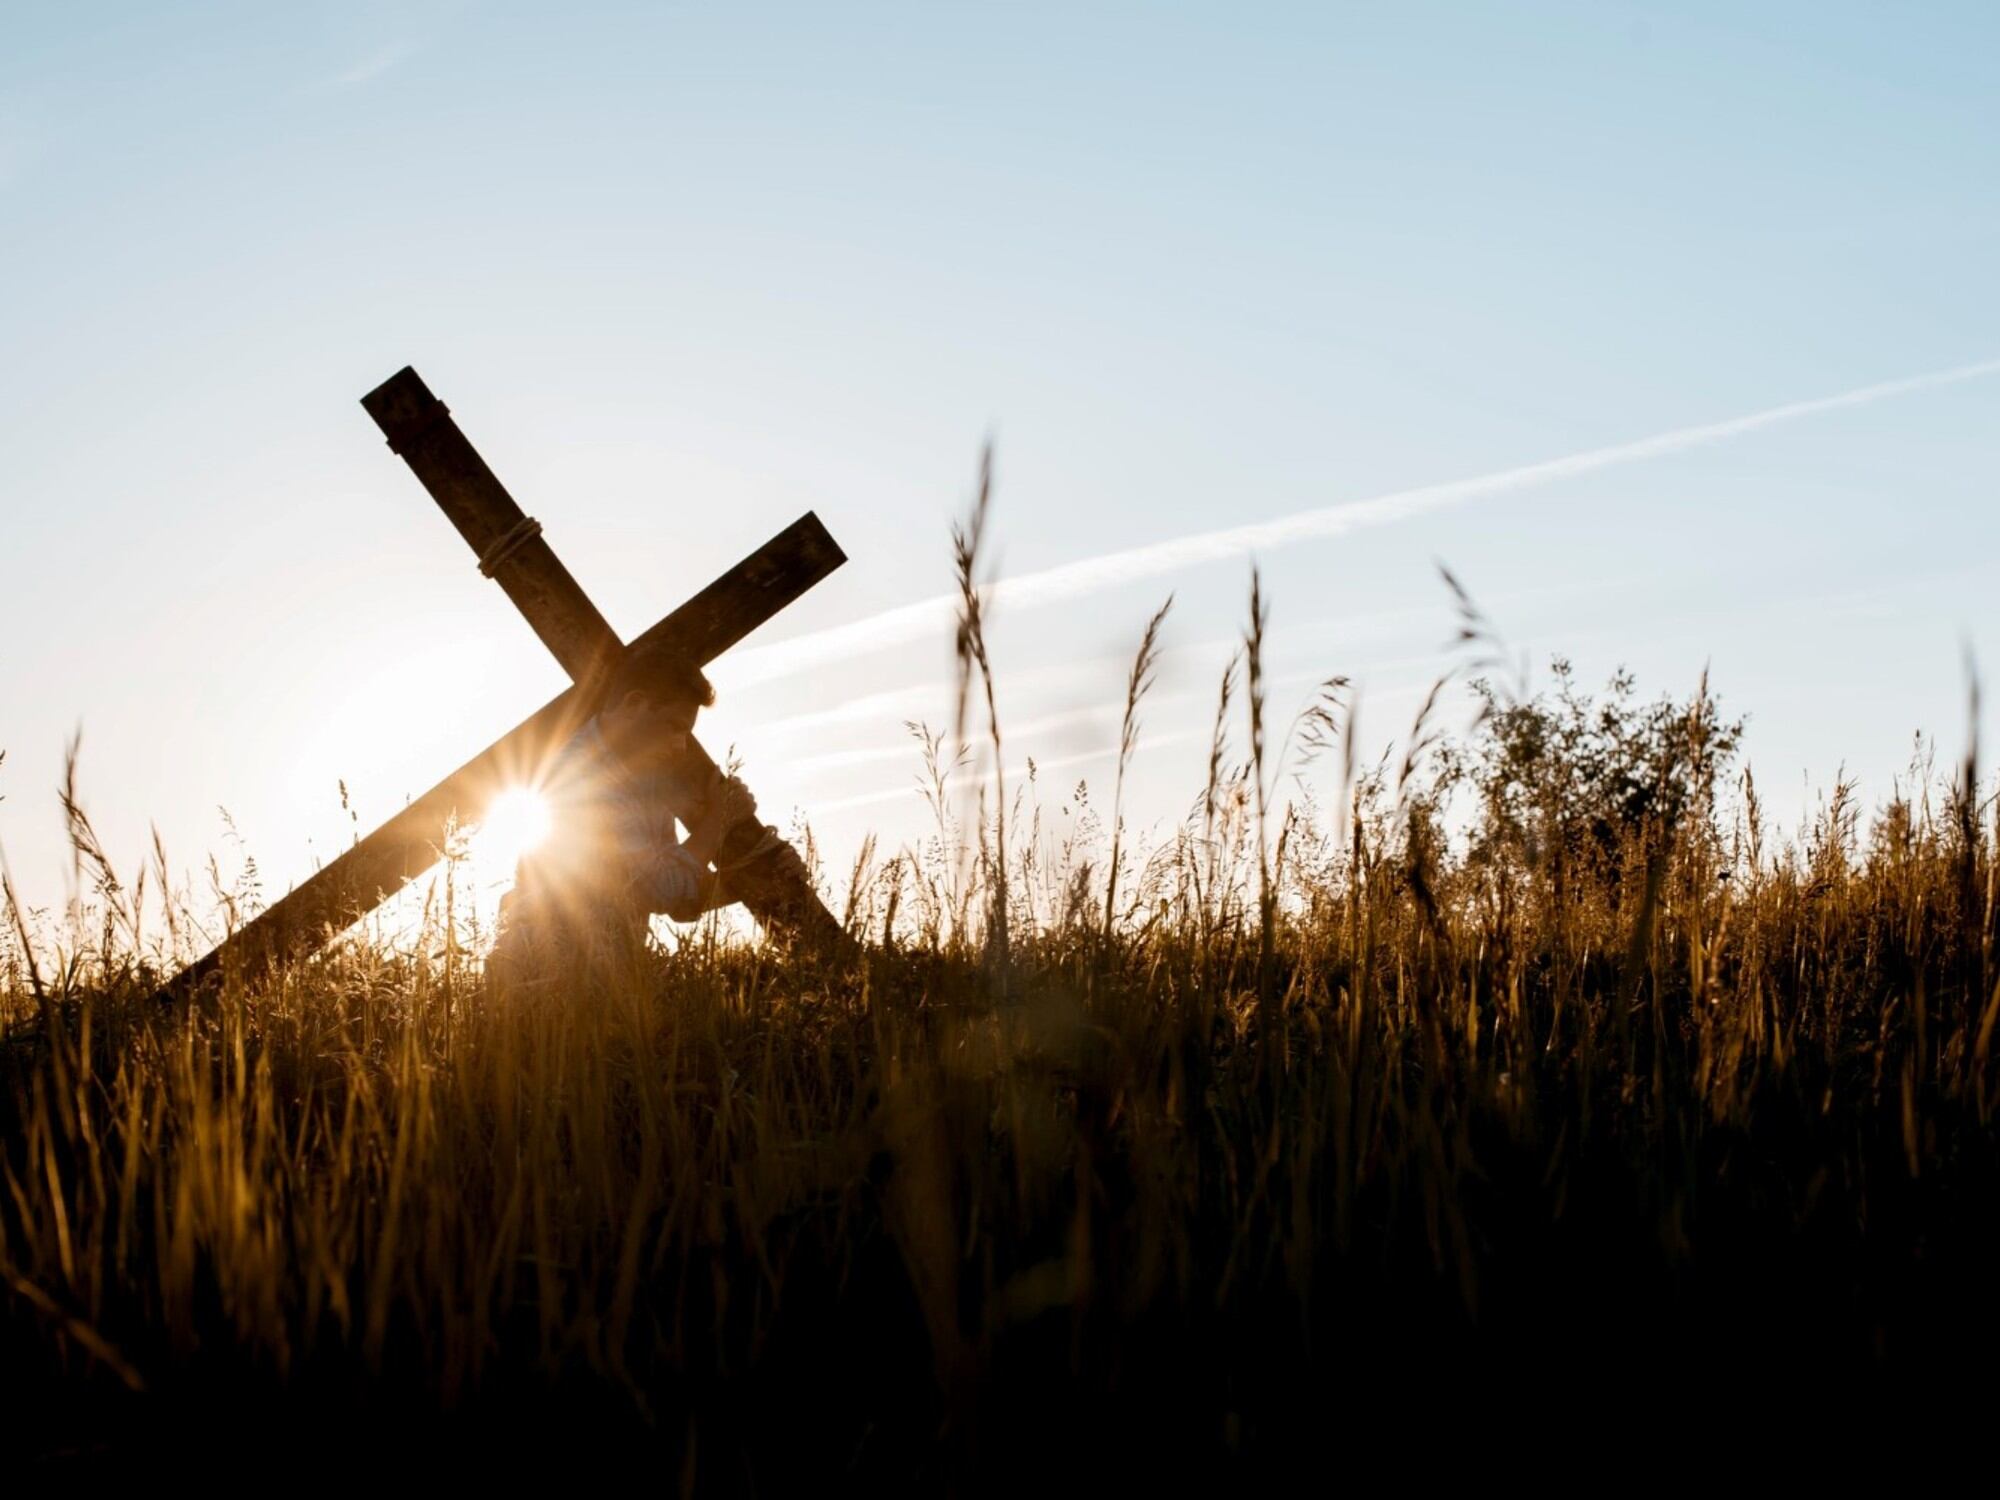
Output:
[[361, 369, 620, 687], [361, 366, 847, 944], [164, 516, 846, 999]]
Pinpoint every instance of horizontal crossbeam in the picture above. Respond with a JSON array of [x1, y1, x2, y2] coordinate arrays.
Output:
[[162, 514, 844, 999]]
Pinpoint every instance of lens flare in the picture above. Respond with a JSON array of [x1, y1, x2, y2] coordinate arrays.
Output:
[[472, 785, 552, 872]]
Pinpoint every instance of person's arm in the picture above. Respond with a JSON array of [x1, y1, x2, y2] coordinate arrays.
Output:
[[628, 794, 754, 922], [623, 775, 755, 922], [682, 775, 757, 867], [628, 843, 707, 924]]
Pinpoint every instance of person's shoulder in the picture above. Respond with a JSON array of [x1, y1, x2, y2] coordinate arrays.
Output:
[[543, 716, 618, 792]]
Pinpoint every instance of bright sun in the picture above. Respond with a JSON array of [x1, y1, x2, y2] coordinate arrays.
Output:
[[472, 785, 553, 872]]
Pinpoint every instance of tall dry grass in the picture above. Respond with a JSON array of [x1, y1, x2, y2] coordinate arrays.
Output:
[[3, 553, 1998, 1482]]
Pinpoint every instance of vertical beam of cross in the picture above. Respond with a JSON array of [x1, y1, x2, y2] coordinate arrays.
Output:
[[361, 376, 620, 689], [361, 367, 845, 944]]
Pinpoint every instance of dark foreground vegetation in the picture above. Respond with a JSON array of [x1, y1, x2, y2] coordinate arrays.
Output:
[[4, 593, 1998, 1485]]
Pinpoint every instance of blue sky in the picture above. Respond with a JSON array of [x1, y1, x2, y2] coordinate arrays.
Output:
[[2, 2, 1996, 925]]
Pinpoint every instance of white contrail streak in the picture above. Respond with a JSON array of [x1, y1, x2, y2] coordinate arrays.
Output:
[[721, 357, 2000, 690]]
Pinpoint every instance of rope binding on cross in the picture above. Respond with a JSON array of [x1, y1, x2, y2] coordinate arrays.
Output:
[[477, 515, 545, 577], [714, 824, 788, 873]]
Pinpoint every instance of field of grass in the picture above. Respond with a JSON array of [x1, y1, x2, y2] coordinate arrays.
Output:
[[4, 571, 1998, 1484]]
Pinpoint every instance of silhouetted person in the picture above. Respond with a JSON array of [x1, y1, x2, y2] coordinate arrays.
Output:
[[487, 642, 784, 988]]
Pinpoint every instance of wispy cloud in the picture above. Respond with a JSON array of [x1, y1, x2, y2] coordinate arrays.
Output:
[[810, 728, 1210, 816], [783, 699, 1125, 778], [722, 357, 2000, 691], [772, 659, 1447, 816], [324, 42, 411, 89], [805, 668, 1454, 815]]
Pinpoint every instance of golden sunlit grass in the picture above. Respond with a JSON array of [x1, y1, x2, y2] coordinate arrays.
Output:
[[3, 535, 1998, 1480]]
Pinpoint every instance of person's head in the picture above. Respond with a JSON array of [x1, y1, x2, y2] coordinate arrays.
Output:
[[596, 643, 715, 772]]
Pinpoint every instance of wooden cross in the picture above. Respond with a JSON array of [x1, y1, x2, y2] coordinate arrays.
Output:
[[168, 367, 846, 998]]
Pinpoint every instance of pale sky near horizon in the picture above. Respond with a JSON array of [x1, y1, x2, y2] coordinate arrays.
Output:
[[2, 2, 1997, 931]]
